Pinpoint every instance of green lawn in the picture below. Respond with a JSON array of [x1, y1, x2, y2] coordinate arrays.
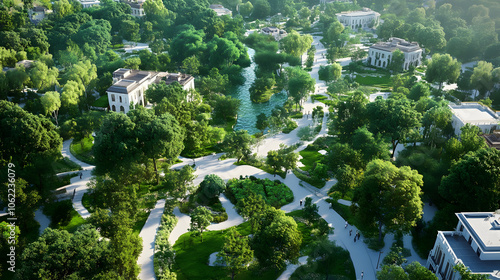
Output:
[[355, 75, 392, 89], [173, 222, 282, 280], [299, 150, 324, 172], [43, 200, 87, 233], [70, 136, 95, 164], [92, 95, 109, 108], [52, 157, 82, 173]]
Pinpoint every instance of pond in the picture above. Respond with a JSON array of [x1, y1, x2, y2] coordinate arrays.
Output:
[[229, 48, 288, 135]]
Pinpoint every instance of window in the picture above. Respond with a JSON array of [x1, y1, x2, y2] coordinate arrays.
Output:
[[119, 96, 122, 103], [477, 248, 481, 257], [120, 106, 125, 112], [112, 105, 116, 111], [459, 224, 464, 231], [111, 94, 115, 102]]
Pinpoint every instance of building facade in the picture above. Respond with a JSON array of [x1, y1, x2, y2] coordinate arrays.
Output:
[[336, 8, 380, 30], [260, 27, 287, 41], [449, 103, 499, 136], [79, 0, 100, 9], [426, 212, 500, 280], [367, 37, 422, 71], [107, 68, 194, 114], [210, 4, 232, 16], [123, 0, 145, 17]]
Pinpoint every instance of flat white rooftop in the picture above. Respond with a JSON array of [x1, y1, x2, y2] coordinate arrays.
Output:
[[458, 213, 500, 250], [337, 11, 379, 17], [450, 103, 499, 124]]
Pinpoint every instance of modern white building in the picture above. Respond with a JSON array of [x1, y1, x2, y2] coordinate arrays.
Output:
[[107, 68, 194, 114], [426, 211, 500, 279], [210, 4, 232, 16], [449, 103, 499, 136], [367, 37, 423, 71], [260, 27, 287, 41], [336, 8, 380, 30], [79, 0, 100, 8]]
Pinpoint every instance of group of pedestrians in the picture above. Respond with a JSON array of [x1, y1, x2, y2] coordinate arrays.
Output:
[[346, 222, 361, 242]]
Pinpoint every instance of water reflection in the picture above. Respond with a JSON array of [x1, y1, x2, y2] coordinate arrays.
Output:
[[229, 48, 288, 135]]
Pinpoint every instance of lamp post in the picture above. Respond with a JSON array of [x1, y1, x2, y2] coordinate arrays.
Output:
[[376, 251, 383, 269]]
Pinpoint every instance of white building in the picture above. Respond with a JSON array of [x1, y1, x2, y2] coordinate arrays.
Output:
[[336, 8, 380, 30], [260, 27, 287, 41], [367, 37, 422, 71], [80, 0, 100, 8], [107, 68, 194, 114], [426, 212, 500, 280], [210, 4, 232, 16], [449, 103, 499, 136], [124, 0, 145, 17]]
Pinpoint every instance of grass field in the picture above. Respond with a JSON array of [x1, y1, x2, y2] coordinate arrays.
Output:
[[355, 75, 392, 89], [299, 149, 324, 172], [92, 95, 109, 108], [52, 157, 82, 173], [70, 136, 95, 164], [173, 210, 331, 280]]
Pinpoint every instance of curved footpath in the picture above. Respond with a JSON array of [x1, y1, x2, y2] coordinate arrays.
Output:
[[138, 199, 166, 280]]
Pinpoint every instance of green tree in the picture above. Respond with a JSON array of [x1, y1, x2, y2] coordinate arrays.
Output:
[[146, 82, 187, 106], [29, 61, 59, 92], [444, 124, 487, 161], [377, 265, 409, 280], [331, 91, 368, 142], [182, 55, 200, 75], [256, 113, 268, 133], [93, 113, 139, 177], [61, 80, 85, 115], [286, 66, 315, 109], [388, 49, 405, 73], [119, 19, 140, 42], [408, 82, 430, 101], [426, 53, 461, 90], [17, 225, 111, 279], [252, 0, 270, 19], [470, 61, 495, 98], [351, 126, 390, 162], [453, 263, 489, 280], [62, 59, 97, 91], [280, 30, 313, 58], [353, 160, 423, 241], [318, 63, 342, 83], [222, 130, 253, 163], [129, 107, 184, 183], [303, 197, 319, 223], [334, 164, 362, 197], [325, 20, 345, 47], [109, 221, 142, 279], [266, 144, 298, 175], [199, 174, 226, 203], [163, 165, 196, 200], [237, 191, 267, 232], [40, 91, 61, 126], [406, 261, 438, 280], [0, 101, 62, 169], [421, 106, 453, 148], [189, 206, 213, 242], [367, 97, 422, 156], [170, 28, 205, 63], [239, 1, 253, 17], [252, 207, 302, 271], [216, 227, 254, 280], [439, 148, 500, 212]]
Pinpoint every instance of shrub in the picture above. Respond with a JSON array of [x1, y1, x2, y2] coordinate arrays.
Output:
[[282, 119, 298, 134], [226, 178, 293, 208]]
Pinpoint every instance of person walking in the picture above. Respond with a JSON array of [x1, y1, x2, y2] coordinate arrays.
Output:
[[349, 229, 352, 236], [80, 172, 82, 179], [345, 221, 348, 228], [361, 271, 364, 279], [300, 200, 303, 207]]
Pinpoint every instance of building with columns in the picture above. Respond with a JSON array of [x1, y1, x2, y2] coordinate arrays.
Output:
[[367, 37, 422, 71], [336, 8, 380, 30], [107, 68, 194, 114], [426, 211, 500, 279]]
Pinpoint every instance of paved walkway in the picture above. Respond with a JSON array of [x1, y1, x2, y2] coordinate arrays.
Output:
[[207, 194, 244, 231], [138, 199, 166, 280], [56, 139, 95, 219]]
